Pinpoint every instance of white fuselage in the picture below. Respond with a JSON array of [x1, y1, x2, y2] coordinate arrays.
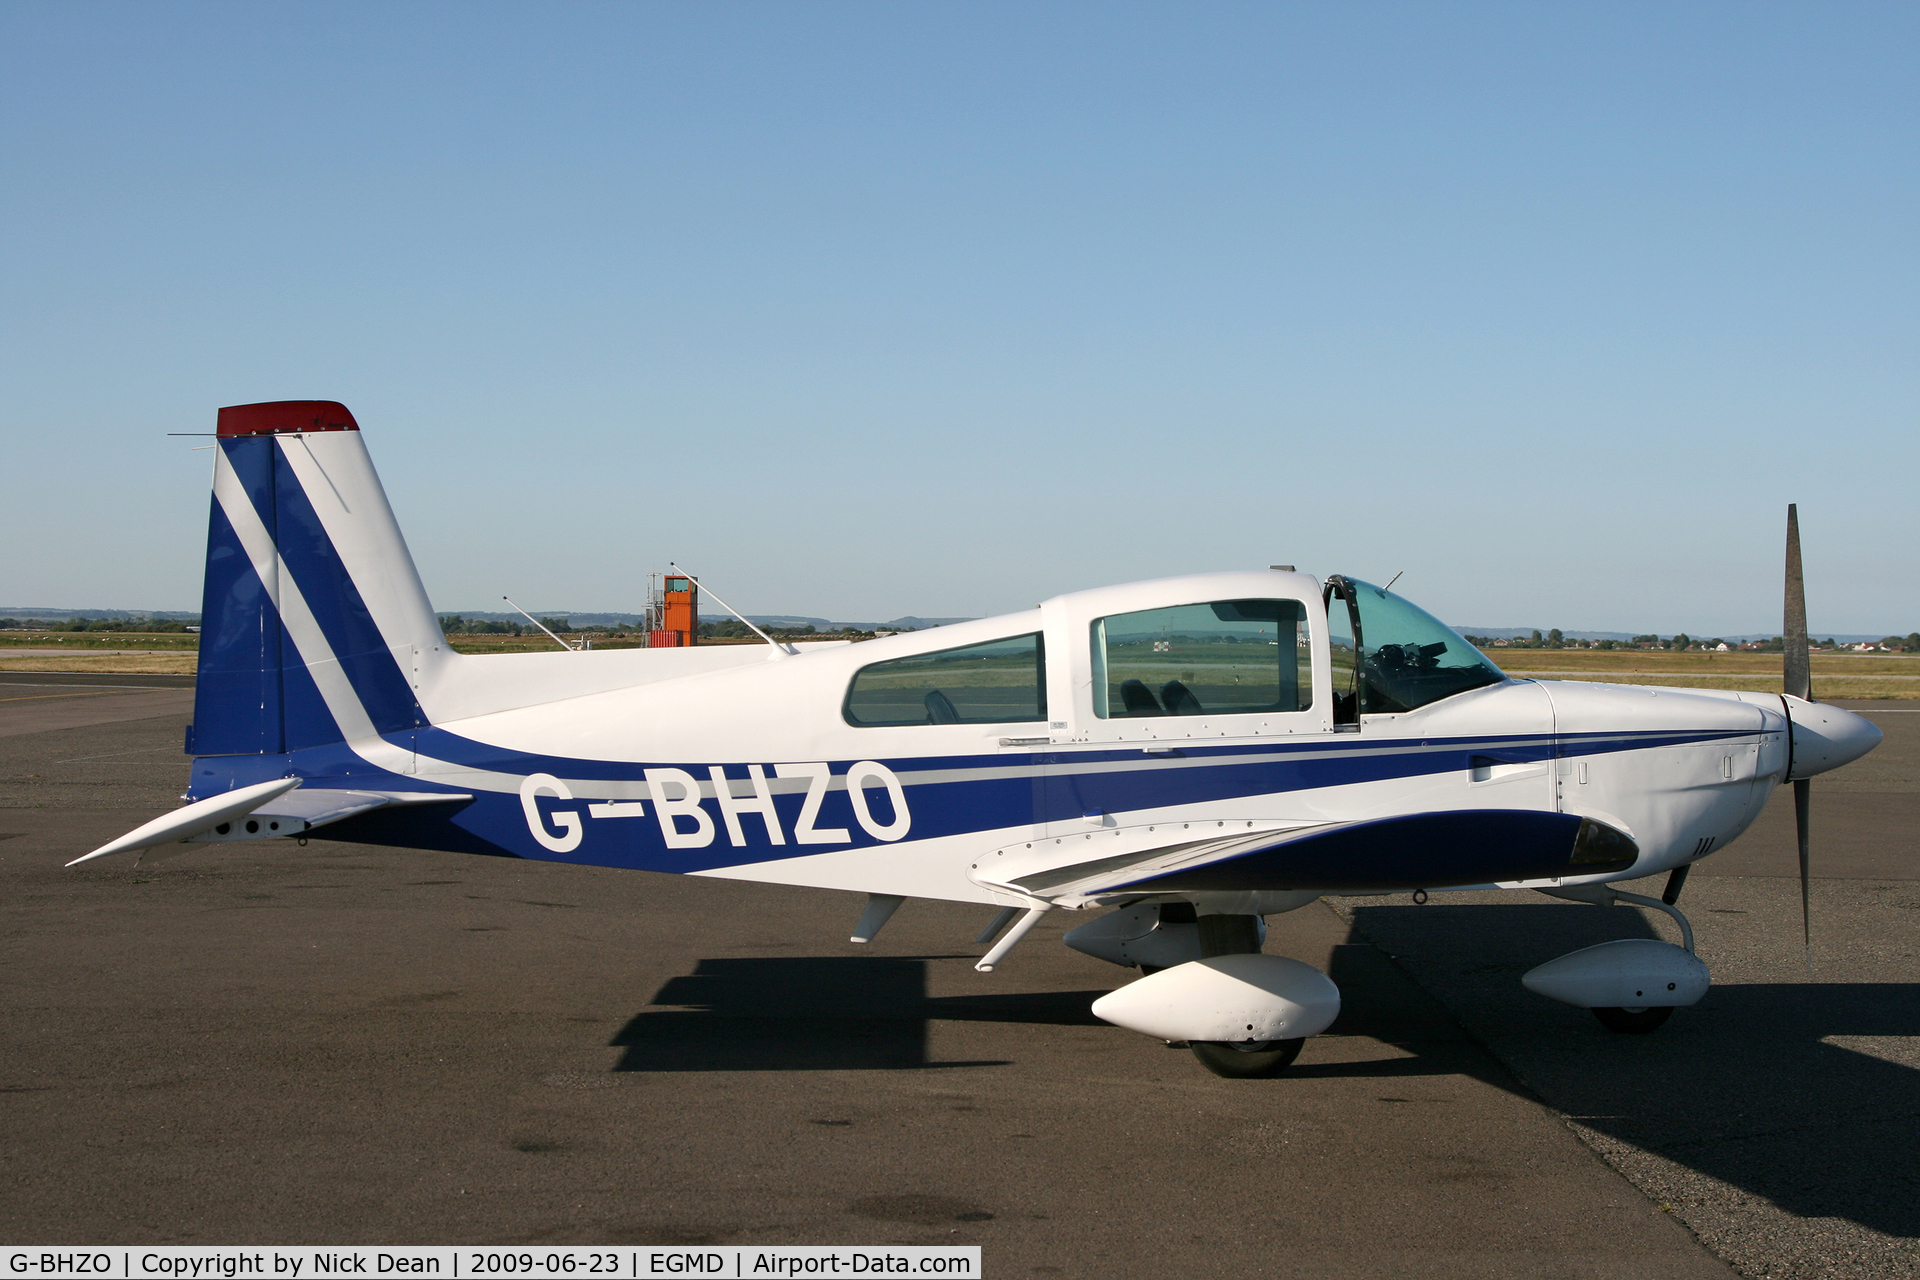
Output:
[[341, 571, 1823, 911]]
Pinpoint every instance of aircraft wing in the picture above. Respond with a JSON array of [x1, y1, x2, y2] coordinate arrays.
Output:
[[969, 809, 1638, 907]]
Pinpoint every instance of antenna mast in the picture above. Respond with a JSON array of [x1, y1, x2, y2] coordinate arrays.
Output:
[[669, 564, 790, 657], [501, 596, 578, 652]]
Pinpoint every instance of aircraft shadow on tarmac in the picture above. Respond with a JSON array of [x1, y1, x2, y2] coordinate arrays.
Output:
[[1345, 902, 1920, 1240], [609, 955, 1107, 1072], [613, 916, 1920, 1237], [608, 949, 1487, 1077]]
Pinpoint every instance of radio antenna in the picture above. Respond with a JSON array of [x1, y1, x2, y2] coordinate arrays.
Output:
[[669, 564, 791, 657], [501, 596, 579, 652]]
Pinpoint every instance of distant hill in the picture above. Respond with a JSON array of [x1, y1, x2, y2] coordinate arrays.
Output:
[[716, 614, 975, 632], [865, 616, 975, 631], [0, 607, 200, 622], [432, 610, 975, 632], [10, 604, 1892, 645], [1456, 627, 1892, 644], [431, 610, 646, 628], [1456, 627, 1640, 642]]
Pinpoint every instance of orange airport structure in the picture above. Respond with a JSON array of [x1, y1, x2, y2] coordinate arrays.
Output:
[[649, 573, 697, 648]]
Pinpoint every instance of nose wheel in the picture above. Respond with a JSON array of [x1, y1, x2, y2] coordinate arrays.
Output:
[[1530, 887, 1708, 1035]]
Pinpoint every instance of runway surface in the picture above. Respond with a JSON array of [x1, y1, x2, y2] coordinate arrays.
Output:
[[2, 671, 1913, 1277]]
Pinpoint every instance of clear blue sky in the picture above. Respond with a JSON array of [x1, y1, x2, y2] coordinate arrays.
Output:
[[3, 2, 1914, 635]]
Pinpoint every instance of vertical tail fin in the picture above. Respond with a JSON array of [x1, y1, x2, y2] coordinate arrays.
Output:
[[192, 401, 443, 755]]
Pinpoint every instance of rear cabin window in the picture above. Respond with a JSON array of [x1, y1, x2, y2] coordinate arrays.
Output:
[[1093, 599, 1312, 718], [844, 633, 1047, 726]]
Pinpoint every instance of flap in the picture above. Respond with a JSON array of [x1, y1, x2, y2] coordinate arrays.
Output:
[[970, 820, 1322, 905], [973, 809, 1638, 905]]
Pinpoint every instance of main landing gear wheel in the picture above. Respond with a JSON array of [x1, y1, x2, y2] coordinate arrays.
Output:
[[1190, 1038, 1306, 1078], [1591, 1006, 1673, 1034], [1183, 913, 1311, 1078]]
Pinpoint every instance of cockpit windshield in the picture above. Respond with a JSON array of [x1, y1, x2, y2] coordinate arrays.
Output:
[[1325, 576, 1506, 716]]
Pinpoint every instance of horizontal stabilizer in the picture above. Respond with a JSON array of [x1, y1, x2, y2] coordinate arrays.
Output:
[[186, 788, 474, 843], [69, 782, 473, 865], [68, 777, 303, 866]]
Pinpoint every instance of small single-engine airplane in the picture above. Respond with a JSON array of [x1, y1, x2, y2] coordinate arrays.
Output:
[[75, 401, 1883, 1077]]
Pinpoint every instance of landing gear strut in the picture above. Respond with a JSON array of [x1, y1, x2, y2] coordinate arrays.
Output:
[[1187, 913, 1305, 1079], [1527, 886, 1709, 1035]]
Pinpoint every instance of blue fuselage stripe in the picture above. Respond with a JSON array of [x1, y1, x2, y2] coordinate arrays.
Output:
[[188, 723, 1756, 874]]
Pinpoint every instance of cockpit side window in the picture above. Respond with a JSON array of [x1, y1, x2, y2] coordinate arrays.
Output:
[[1326, 576, 1506, 714], [844, 633, 1046, 726], [1091, 600, 1311, 718]]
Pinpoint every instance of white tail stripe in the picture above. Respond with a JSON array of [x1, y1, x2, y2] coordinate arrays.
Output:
[[212, 453, 530, 789], [212, 452, 380, 744], [276, 433, 447, 707]]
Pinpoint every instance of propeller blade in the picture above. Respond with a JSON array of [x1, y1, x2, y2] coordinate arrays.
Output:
[[1785, 506, 1813, 962], [1784, 504, 1811, 701], [1795, 777, 1812, 956]]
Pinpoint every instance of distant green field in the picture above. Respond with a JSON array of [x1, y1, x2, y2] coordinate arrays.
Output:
[[2, 631, 1907, 698], [1481, 647, 1920, 700], [0, 632, 198, 650], [0, 653, 198, 674]]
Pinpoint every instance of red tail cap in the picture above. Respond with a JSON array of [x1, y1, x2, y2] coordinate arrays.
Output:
[[216, 401, 359, 437]]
